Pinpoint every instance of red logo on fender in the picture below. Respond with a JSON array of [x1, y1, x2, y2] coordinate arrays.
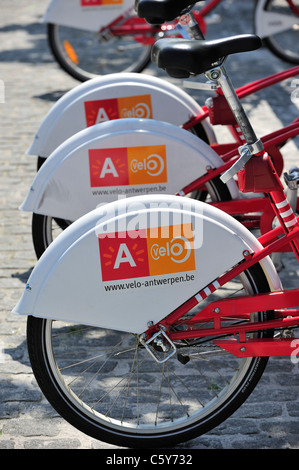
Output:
[[99, 230, 149, 281], [98, 224, 195, 281], [89, 148, 129, 187], [89, 145, 167, 187], [84, 95, 153, 127]]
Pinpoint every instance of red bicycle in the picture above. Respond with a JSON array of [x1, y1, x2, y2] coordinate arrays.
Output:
[[45, 0, 299, 81]]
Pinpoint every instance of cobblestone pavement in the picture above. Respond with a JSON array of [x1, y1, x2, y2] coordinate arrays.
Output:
[[0, 0, 299, 451]]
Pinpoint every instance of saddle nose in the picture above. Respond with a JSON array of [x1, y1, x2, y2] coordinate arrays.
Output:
[[135, 0, 201, 24], [151, 35, 262, 78]]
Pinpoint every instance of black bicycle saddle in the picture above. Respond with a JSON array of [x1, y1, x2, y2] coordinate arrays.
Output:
[[152, 35, 262, 78], [135, 0, 202, 24]]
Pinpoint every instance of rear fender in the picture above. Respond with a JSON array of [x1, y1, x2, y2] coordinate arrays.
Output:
[[43, 0, 132, 31], [22, 118, 238, 221], [28, 73, 215, 157], [13, 195, 281, 334]]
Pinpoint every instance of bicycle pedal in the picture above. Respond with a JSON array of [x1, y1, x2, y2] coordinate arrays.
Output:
[[177, 353, 190, 364], [183, 81, 217, 91], [283, 167, 299, 190]]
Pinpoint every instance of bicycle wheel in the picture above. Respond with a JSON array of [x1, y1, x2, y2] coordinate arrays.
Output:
[[31, 176, 232, 259], [47, 23, 153, 81], [257, 0, 299, 64], [27, 262, 273, 448]]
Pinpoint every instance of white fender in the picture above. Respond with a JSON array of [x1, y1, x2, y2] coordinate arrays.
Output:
[[13, 195, 281, 334], [22, 119, 238, 221], [43, 0, 133, 32], [254, 0, 297, 38], [27, 72, 216, 158]]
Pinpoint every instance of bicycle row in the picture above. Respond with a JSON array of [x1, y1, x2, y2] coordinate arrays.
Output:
[[12, 0, 299, 448]]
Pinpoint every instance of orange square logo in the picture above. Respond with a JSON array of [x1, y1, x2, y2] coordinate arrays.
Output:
[[117, 95, 153, 119], [84, 94, 152, 127], [147, 223, 195, 276], [101, 0, 123, 4], [89, 145, 167, 187], [127, 145, 167, 185], [81, 0, 122, 6]]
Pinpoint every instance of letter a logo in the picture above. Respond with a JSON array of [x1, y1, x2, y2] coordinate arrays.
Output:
[[100, 157, 119, 178], [95, 107, 110, 124], [114, 244, 137, 269], [89, 148, 129, 187], [98, 230, 150, 281]]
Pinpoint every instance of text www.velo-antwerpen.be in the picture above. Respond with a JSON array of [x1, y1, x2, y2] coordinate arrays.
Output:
[[103, 273, 195, 292], [92, 185, 167, 196]]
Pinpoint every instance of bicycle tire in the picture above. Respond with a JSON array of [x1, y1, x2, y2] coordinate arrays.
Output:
[[27, 262, 273, 448], [31, 175, 231, 259], [47, 23, 152, 81], [37, 156, 46, 171], [257, 0, 299, 64], [31, 213, 72, 260]]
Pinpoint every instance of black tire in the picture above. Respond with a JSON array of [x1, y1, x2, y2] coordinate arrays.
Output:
[[191, 121, 211, 144], [31, 213, 72, 259], [37, 156, 46, 171], [27, 262, 274, 448], [47, 23, 152, 81], [257, 0, 299, 64]]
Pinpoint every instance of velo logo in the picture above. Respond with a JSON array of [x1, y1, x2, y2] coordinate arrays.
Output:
[[81, 0, 123, 6], [89, 145, 167, 187], [98, 224, 195, 281], [84, 95, 153, 126]]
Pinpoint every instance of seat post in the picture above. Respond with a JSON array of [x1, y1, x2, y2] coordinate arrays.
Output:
[[179, 10, 205, 40], [205, 65, 264, 183], [206, 65, 260, 146]]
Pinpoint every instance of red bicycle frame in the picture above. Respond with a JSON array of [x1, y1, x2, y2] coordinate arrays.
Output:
[[102, 5, 299, 358], [177, 66, 299, 240], [177, 119, 299, 241], [183, 65, 299, 160], [145, 152, 299, 358], [142, 30, 299, 357]]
